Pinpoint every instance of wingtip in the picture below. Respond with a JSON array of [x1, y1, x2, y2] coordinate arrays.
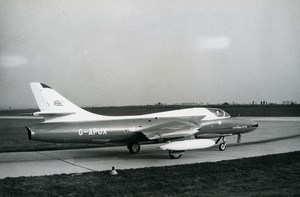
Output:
[[40, 83, 52, 89]]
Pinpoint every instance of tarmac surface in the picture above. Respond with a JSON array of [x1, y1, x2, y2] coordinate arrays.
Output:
[[0, 117, 299, 179]]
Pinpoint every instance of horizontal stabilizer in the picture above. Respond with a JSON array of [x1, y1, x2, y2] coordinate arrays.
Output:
[[160, 139, 215, 151], [33, 111, 75, 116]]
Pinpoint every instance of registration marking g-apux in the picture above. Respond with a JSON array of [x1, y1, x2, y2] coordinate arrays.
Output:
[[78, 128, 108, 136]]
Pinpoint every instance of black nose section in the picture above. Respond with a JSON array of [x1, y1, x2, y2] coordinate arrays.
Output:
[[248, 121, 258, 131], [250, 121, 259, 128]]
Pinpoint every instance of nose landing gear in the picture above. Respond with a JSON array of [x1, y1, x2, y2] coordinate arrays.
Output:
[[219, 142, 226, 151], [216, 136, 227, 151], [216, 133, 242, 151], [237, 133, 242, 143]]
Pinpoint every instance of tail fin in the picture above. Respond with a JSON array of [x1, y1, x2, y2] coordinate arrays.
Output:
[[30, 82, 104, 121]]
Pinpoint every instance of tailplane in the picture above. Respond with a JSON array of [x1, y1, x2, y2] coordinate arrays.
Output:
[[30, 82, 105, 122]]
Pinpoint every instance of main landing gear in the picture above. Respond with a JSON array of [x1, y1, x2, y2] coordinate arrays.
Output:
[[127, 143, 184, 159], [216, 136, 227, 151], [169, 150, 184, 159], [237, 133, 242, 143], [127, 143, 140, 153]]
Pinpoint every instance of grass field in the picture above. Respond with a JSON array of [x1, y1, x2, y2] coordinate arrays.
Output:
[[0, 151, 299, 196]]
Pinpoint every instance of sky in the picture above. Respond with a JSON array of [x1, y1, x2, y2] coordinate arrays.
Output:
[[0, 0, 299, 109]]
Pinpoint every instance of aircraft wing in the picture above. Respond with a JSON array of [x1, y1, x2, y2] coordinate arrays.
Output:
[[140, 120, 201, 140]]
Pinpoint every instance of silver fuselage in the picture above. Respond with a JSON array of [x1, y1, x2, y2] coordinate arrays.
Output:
[[27, 116, 258, 145]]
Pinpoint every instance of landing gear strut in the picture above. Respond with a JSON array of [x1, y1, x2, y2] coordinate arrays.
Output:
[[237, 133, 242, 143], [216, 137, 227, 151], [169, 150, 184, 159], [127, 143, 140, 153]]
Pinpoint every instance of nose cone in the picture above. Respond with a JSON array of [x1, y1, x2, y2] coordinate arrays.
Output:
[[247, 119, 259, 132], [229, 117, 259, 133], [252, 121, 259, 127], [251, 121, 259, 128]]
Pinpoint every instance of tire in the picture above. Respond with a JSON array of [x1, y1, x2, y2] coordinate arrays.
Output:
[[219, 143, 226, 151], [128, 143, 140, 153], [169, 151, 183, 159]]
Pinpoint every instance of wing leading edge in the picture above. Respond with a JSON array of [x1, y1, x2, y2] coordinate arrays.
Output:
[[140, 116, 205, 140]]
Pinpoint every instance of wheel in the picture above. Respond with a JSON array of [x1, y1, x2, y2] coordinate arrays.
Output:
[[127, 143, 140, 153], [169, 151, 183, 159], [219, 143, 226, 151]]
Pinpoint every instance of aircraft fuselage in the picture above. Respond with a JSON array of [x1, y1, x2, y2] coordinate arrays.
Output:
[[27, 116, 258, 144]]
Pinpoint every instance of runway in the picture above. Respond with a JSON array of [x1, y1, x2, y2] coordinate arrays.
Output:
[[0, 117, 299, 179]]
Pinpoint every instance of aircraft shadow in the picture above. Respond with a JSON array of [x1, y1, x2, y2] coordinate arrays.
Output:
[[48, 133, 300, 161]]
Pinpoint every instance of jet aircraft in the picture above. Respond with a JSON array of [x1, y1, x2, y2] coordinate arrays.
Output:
[[26, 83, 258, 159]]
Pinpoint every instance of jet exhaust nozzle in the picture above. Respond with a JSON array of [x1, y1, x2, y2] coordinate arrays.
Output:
[[26, 126, 33, 140]]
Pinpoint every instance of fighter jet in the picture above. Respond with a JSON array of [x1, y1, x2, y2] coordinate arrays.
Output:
[[26, 83, 258, 159]]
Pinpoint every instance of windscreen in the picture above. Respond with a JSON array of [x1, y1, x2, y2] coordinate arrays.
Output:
[[208, 108, 230, 117]]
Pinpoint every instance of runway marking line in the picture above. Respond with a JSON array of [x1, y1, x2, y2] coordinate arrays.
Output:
[[36, 151, 95, 172]]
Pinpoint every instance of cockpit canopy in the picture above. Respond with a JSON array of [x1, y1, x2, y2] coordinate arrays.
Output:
[[208, 108, 231, 118]]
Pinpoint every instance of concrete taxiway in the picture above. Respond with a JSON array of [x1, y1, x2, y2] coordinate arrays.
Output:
[[0, 117, 299, 179]]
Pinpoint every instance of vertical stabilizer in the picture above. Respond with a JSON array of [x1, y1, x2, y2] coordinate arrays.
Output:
[[30, 83, 51, 111], [30, 82, 105, 122]]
